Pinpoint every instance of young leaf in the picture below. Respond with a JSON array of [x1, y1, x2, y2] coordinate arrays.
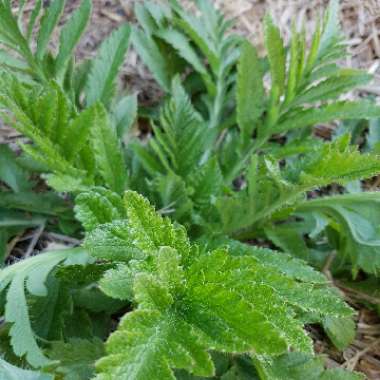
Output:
[[36, 0, 66, 60], [85, 192, 351, 379], [91, 104, 128, 194], [114, 94, 137, 138], [276, 101, 380, 134], [26, 0, 42, 42], [75, 187, 126, 232], [55, 0, 92, 75], [131, 26, 171, 92], [85, 24, 131, 106], [265, 15, 286, 95], [237, 41, 265, 139]]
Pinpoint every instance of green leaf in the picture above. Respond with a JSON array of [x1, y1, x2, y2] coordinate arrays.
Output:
[[55, 0, 92, 74], [0, 248, 90, 367], [289, 135, 380, 188], [237, 41, 265, 139], [26, 0, 42, 41], [0, 145, 32, 192], [297, 192, 380, 274], [265, 16, 286, 95], [95, 275, 215, 380], [156, 28, 213, 92], [91, 104, 128, 194], [131, 26, 171, 91], [0, 357, 53, 380], [36, 0, 66, 59], [75, 187, 126, 232], [254, 352, 364, 380], [276, 101, 380, 134], [291, 70, 372, 107], [323, 316, 356, 350], [114, 94, 137, 138], [85, 24, 131, 106], [0, 2, 30, 57], [47, 338, 104, 380], [319, 0, 341, 56], [170, 1, 219, 72], [265, 225, 310, 261], [85, 192, 351, 380], [148, 77, 206, 177]]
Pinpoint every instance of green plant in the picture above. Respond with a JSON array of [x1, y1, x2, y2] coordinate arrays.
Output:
[[0, 0, 378, 379]]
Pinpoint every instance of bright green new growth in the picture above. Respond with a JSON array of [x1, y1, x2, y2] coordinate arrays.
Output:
[[78, 190, 352, 380]]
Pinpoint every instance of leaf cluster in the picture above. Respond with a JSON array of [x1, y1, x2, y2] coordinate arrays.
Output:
[[0, 1, 379, 379]]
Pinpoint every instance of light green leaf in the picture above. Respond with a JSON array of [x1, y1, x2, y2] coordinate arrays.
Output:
[[55, 0, 92, 74], [114, 94, 137, 138], [237, 41, 265, 139], [254, 352, 364, 380], [276, 101, 380, 134], [75, 187, 126, 231], [131, 26, 170, 91], [0, 357, 53, 380], [91, 104, 128, 194], [36, 0, 65, 59], [297, 192, 380, 274], [0, 248, 90, 367], [265, 16, 286, 95], [323, 316, 356, 350], [85, 24, 131, 106]]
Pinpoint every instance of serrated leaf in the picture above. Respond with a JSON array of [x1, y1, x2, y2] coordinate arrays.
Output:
[[265, 16, 286, 95], [85, 24, 131, 106], [96, 278, 214, 380], [156, 28, 213, 92], [291, 70, 372, 107], [90, 104, 128, 194], [131, 26, 170, 91], [55, 0, 92, 75], [62, 104, 96, 162], [148, 77, 206, 177], [0, 248, 90, 367], [0, 357, 53, 380], [75, 187, 126, 231], [36, 0, 65, 59], [237, 41, 265, 139], [277, 101, 380, 134]]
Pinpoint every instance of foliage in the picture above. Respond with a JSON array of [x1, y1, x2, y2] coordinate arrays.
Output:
[[82, 191, 351, 379], [0, 0, 378, 379]]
